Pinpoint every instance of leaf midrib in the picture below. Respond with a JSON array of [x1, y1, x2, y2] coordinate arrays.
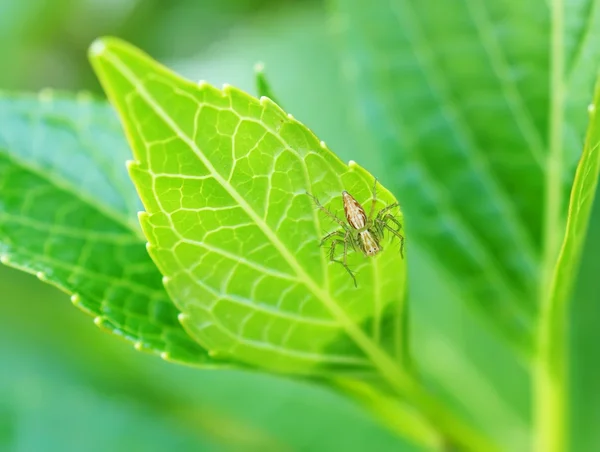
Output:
[[542, 0, 565, 294]]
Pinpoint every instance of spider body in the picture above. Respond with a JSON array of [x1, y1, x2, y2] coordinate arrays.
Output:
[[342, 190, 380, 256], [307, 180, 404, 287]]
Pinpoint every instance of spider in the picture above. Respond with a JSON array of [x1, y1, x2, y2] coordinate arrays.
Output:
[[306, 179, 404, 287]]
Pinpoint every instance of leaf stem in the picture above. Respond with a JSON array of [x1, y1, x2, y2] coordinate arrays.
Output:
[[356, 338, 500, 452], [335, 379, 443, 450], [536, 0, 566, 450], [534, 284, 568, 452]]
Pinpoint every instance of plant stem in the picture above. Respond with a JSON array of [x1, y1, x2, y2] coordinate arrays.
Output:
[[535, 295, 568, 452], [355, 338, 501, 452], [536, 0, 566, 450]]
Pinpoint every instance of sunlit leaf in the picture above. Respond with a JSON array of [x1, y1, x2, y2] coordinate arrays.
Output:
[[89, 37, 408, 375]]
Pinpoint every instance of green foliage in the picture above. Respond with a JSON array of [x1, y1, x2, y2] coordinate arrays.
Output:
[[548, 94, 600, 327], [2, 1, 600, 451], [89, 37, 407, 376], [330, 0, 600, 355], [0, 93, 208, 364], [536, 80, 600, 452]]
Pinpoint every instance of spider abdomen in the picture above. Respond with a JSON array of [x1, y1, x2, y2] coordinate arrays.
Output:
[[342, 191, 367, 229]]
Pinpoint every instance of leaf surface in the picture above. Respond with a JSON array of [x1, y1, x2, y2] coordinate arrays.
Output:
[[0, 93, 209, 364], [89, 37, 408, 376]]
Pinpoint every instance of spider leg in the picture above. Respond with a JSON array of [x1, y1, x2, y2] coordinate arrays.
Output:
[[319, 229, 346, 247], [376, 201, 400, 218], [382, 213, 402, 231], [367, 178, 378, 221], [381, 214, 405, 258], [306, 192, 348, 229], [329, 234, 358, 288]]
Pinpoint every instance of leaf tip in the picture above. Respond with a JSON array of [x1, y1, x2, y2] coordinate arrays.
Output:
[[88, 38, 108, 59], [88, 36, 134, 63]]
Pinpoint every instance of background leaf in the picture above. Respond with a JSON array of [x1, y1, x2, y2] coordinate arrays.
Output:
[[0, 92, 210, 364], [90, 37, 408, 376], [548, 91, 600, 329], [330, 0, 600, 354], [328, 0, 600, 449], [536, 78, 600, 452]]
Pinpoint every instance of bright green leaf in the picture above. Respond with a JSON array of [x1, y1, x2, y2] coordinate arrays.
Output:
[[330, 0, 600, 354], [536, 77, 600, 452], [0, 92, 210, 364], [547, 90, 600, 330], [89, 36, 408, 376]]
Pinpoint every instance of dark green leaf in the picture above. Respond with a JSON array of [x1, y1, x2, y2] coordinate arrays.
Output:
[[0, 92, 210, 364], [330, 0, 600, 354]]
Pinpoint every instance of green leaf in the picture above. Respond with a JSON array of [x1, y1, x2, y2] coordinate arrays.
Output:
[[547, 91, 600, 335], [0, 92, 210, 364], [90, 37, 502, 452], [89, 37, 408, 376], [330, 0, 600, 353], [536, 77, 600, 452]]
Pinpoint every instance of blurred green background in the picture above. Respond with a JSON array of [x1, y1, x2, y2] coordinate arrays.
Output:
[[1, 0, 599, 451]]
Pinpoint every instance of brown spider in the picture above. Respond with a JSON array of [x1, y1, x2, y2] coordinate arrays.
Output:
[[307, 179, 404, 287]]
